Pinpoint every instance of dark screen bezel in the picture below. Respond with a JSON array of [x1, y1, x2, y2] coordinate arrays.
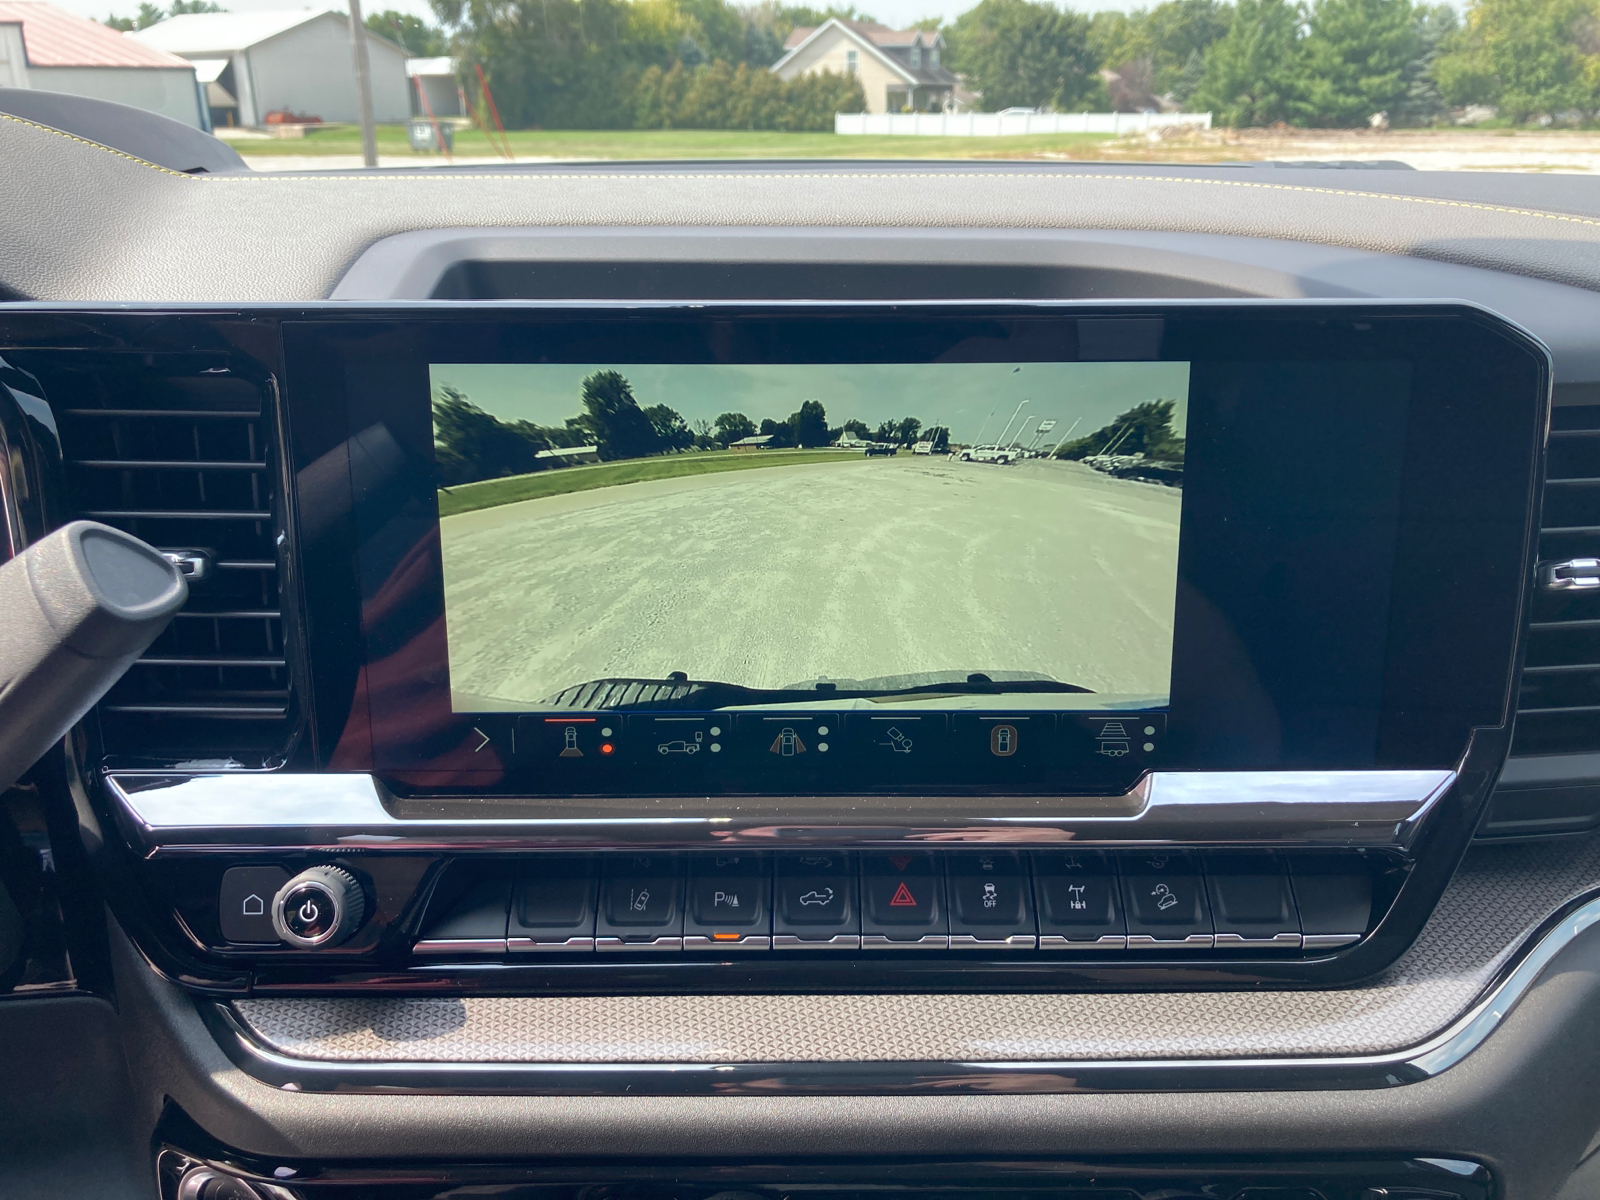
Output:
[[279, 301, 1548, 796]]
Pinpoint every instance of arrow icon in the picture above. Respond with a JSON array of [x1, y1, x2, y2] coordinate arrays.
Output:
[[472, 727, 490, 753]]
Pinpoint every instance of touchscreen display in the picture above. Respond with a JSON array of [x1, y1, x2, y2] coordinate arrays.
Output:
[[430, 360, 1190, 717]]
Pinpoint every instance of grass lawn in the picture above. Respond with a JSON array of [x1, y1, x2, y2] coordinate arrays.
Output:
[[437, 448, 862, 516], [221, 124, 1120, 160]]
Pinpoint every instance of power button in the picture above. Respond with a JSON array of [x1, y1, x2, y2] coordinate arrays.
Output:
[[271, 865, 365, 948]]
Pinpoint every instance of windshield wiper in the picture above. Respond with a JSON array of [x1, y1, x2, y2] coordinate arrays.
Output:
[[540, 671, 1091, 711]]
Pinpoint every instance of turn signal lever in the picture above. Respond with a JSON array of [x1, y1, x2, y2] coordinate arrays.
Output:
[[0, 521, 187, 793]]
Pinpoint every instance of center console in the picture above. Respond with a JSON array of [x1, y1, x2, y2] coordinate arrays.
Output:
[[0, 299, 1549, 1011]]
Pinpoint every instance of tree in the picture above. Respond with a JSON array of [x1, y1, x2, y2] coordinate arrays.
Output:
[[645, 403, 695, 451], [432, 387, 548, 485], [714, 411, 757, 444], [789, 399, 829, 447], [894, 416, 923, 445], [1294, 0, 1419, 126], [1432, 0, 1600, 122], [575, 371, 662, 460], [838, 418, 871, 439], [1393, 4, 1458, 124], [1191, 0, 1307, 125], [926, 425, 951, 452], [1055, 399, 1182, 460], [367, 9, 449, 54], [759, 416, 795, 447], [945, 0, 1103, 110]]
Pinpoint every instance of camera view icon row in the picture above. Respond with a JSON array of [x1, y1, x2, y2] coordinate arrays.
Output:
[[506, 711, 1167, 771]]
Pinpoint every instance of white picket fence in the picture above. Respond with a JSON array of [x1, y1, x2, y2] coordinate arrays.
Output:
[[835, 111, 1212, 137]]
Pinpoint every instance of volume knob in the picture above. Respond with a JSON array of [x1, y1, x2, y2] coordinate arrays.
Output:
[[271, 865, 365, 948]]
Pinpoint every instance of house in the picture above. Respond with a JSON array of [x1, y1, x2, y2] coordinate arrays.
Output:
[[536, 444, 600, 466], [771, 18, 958, 115], [406, 56, 464, 119], [0, 1, 204, 128], [730, 435, 775, 451], [132, 10, 408, 129]]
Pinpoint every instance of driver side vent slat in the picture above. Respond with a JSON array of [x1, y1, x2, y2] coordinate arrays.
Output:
[[41, 357, 294, 766], [1486, 402, 1600, 837]]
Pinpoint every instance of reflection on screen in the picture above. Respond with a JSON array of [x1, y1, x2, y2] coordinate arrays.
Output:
[[431, 360, 1189, 713]]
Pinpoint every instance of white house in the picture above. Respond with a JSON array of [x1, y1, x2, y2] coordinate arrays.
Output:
[[406, 55, 463, 118], [132, 10, 408, 129], [771, 18, 958, 115], [0, 0, 203, 128]]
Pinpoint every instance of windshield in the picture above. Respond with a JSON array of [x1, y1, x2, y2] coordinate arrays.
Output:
[[66, 0, 1590, 173]]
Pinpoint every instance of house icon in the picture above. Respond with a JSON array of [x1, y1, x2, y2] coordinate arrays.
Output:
[[241, 894, 264, 916]]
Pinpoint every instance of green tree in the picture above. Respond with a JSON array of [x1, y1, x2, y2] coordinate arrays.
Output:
[[1393, 3, 1457, 123], [714, 411, 757, 444], [789, 399, 830, 447], [432, 387, 548, 485], [838, 418, 871, 438], [576, 371, 662, 460], [926, 425, 951, 452], [1191, 0, 1307, 125], [946, 0, 1102, 110], [1294, 0, 1419, 126], [368, 9, 448, 54], [759, 416, 794, 447], [894, 416, 923, 445], [1055, 399, 1181, 460], [1432, 0, 1600, 121], [645, 403, 695, 451]]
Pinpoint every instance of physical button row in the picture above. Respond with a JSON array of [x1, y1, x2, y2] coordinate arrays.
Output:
[[413, 850, 1374, 955]]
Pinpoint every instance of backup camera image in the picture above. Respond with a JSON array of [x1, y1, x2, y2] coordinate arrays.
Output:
[[432, 360, 1189, 712]]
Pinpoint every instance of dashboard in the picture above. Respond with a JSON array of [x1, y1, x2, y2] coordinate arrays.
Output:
[[4, 115, 1600, 1200]]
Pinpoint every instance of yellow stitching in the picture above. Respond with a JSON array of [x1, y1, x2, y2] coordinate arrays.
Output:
[[196, 169, 1600, 230], [3, 107, 1595, 234], [0, 110, 193, 179]]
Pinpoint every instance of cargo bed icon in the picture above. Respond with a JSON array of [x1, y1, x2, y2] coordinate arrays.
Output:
[[1096, 721, 1132, 757]]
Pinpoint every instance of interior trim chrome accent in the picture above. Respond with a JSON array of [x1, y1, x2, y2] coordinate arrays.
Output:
[[1039, 934, 1127, 950], [508, 936, 595, 953], [773, 934, 860, 950], [206, 888, 1600, 1096], [105, 768, 1456, 852]]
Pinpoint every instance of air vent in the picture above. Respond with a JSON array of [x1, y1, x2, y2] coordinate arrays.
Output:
[[40, 355, 293, 766], [1486, 402, 1600, 836]]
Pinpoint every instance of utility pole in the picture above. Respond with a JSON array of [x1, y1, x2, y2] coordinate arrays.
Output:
[[1011, 415, 1036, 448], [347, 0, 378, 168]]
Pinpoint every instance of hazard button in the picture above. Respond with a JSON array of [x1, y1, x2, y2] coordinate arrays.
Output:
[[861, 852, 946, 941]]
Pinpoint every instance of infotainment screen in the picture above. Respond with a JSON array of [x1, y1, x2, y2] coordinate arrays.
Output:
[[430, 361, 1189, 716], [281, 303, 1547, 801]]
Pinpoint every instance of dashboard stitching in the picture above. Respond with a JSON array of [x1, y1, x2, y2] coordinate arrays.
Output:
[[0, 111, 191, 179], [8, 112, 1592, 236], [177, 170, 1600, 232]]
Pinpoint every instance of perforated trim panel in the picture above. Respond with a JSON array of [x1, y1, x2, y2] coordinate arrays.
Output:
[[235, 834, 1600, 1064]]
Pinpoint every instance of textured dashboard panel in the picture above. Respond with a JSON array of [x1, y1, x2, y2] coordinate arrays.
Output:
[[236, 832, 1600, 1064], [8, 112, 1600, 303]]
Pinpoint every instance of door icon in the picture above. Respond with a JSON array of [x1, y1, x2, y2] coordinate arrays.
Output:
[[990, 724, 1018, 757]]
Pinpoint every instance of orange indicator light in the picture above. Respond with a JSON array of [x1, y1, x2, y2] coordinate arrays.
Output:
[[713, 932, 740, 940], [600, 743, 614, 754]]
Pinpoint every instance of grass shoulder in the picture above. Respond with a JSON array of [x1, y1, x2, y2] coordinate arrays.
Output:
[[437, 448, 863, 516]]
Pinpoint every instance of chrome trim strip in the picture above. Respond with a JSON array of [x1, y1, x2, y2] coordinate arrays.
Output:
[[773, 934, 860, 950], [949, 934, 1037, 950], [206, 890, 1600, 1097], [507, 936, 594, 953], [1304, 933, 1363, 950], [105, 768, 1455, 852], [683, 935, 771, 951], [595, 936, 681, 952], [1126, 933, 1215, 950], [861, 934, 949, 949], [1038, 934, 1127, 951], [414, 938, 509, 956], [1213, 932, 1303, 950]]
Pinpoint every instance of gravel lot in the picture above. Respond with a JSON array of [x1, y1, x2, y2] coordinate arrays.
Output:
[[439, 455, 1181, 708]]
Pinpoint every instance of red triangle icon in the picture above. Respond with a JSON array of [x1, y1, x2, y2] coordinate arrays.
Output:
[[889, 881, 917, 907], [889, 855, 913, 871]]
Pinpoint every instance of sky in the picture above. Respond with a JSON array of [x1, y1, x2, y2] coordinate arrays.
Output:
[[431, 360, 1189, 447]]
